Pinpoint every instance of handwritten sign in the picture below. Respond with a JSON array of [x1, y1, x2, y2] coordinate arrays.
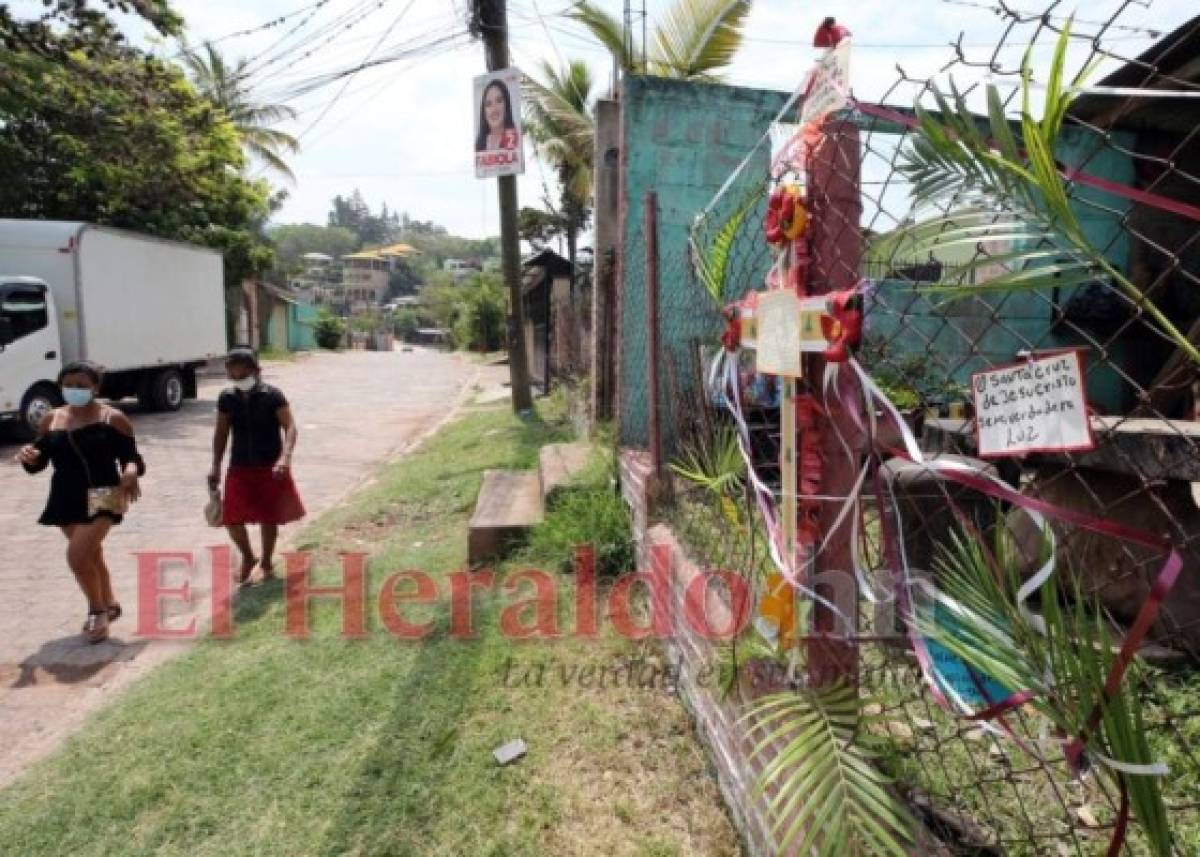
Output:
[[756, 290, 802, 377], [799, 39, 851, 129], [973, 352, 1094, 458]]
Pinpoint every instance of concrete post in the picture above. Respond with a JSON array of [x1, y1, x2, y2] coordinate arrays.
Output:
[[591, 98, 621, 426]]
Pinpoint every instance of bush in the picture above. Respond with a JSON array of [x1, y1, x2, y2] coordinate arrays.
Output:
[[394, 308, 420, 341], [524, 462, 634, 578], [451, 273, 506, 352], [313, 310, 347, 349], [350, 310, 382, 334]]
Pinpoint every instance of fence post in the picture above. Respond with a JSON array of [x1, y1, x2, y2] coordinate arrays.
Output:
[[806, 118, 864, 688], [591, 98, 621, 425], [645, 190, 663, 478]]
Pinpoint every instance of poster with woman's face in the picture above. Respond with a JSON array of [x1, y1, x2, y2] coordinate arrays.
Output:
[[474, 68, 524, 179]]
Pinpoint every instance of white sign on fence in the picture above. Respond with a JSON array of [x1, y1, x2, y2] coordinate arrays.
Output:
[[799, 38, 851, 129], [972, 352, 1095, 458]]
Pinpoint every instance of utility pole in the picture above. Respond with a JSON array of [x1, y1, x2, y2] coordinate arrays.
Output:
[[474, 0, 533, 414]]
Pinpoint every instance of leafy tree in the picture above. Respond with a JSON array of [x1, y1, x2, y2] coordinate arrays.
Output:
[[419, 271, 465, 330], [329, 189, 391, 246], [394, 308, 420, 341], [519, 206, 567, 251], [182, 42, 301, 181], [452, 273, 507, 352], [570, 0, 751, 81], [0, 34, 274, 286], [268, 224, 359, 272], [387, 264, 420, 298], [525, 59, 596, 265], [398, 213, 447, 236], [0, 1, 181, 57]]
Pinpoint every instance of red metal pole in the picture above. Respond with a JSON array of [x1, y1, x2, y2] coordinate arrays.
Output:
[[645, 190, 662, 476]]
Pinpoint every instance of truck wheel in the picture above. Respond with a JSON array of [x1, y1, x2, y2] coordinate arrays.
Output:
[[148, 368, 185, 412], [18, 384, 62, 441]]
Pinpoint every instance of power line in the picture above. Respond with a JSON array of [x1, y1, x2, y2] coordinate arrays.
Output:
[[294, 32, 472, 151], [278, 26, 470, 101], [259, 16, 464, 97], [245, 0, 391, 84], [165, 0, 334, 59], [295, 0, 419, 141], [238, 0, 346, 72]]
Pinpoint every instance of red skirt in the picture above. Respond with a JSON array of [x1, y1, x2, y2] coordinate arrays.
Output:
[[222, 466, 306, 526]]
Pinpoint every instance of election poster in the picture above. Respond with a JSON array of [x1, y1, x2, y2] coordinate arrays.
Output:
[[474, 68, 525, 179]]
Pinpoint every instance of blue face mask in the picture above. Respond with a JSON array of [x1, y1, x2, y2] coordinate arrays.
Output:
[[63, 387, 95, 408]]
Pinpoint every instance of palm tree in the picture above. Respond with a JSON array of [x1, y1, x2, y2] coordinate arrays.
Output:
[[569, 0, 751, 81], [524, 59, 597, 266], [181, 42, 300, 181]]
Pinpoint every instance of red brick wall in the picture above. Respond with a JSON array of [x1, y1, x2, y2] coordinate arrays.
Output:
[[619, 450, 787, 857]]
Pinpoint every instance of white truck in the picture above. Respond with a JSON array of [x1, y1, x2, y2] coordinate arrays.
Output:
[[0, 221, 226, 439]]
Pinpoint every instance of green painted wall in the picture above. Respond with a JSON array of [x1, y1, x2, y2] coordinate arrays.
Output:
[[865, 125, 1139, 413], [288, 303, 319, 351], [619, 78, 1143, 445], [620, 76, 790, 448]]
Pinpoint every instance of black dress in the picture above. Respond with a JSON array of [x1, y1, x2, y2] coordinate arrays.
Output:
[[23, 414, 146, 527]]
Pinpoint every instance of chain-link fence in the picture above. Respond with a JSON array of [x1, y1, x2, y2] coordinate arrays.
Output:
[[643, 5, 1200, 855]]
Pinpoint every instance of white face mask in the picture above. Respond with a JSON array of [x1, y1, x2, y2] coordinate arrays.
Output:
[[63, 387, 95, 407], [232, 377, 257, 393]]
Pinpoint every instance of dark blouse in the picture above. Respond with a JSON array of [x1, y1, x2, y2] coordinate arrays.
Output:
[[22, 416, 145, 526], [218, 383, 289, 468]]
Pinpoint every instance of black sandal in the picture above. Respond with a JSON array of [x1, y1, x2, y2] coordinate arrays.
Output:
[[107, 603, 123, 623]]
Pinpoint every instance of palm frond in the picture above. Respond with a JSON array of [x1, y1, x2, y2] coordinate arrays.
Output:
[[244, 139, 296, 182], [231, 102, 299, 126], [669, 425, 745, 496], [179, 40, 299, 180], [567, 2, 637, 72], [652, 0, 751, 80], [892, 21, 1200, 365], [693, 183, 762, 305], [742, 686, 914, 856], [242, 126, 300, 154], [922, 526, 1174, 855]]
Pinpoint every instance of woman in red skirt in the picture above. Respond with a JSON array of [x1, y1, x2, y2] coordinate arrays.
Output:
[[207, 346, 305, 585]]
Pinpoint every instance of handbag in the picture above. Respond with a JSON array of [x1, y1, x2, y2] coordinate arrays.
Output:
[[69, 422, 131, 519], [205, 487, 223, 527]]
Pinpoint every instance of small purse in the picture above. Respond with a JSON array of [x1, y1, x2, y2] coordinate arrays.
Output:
[[205, 487, 223, 527], [70, 422, 131, 519], [88, 486, 130, 517]]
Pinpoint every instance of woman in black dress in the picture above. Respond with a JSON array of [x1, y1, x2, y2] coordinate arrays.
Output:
[[16, 361, 145, 644]]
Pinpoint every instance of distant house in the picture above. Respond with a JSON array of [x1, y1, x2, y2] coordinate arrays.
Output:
[[238, 282, 320, 352], [340, 242, 420, 312], [444, 258, 483, 281], [290, 252, 341, 305]]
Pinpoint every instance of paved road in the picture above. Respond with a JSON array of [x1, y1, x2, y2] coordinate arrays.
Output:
[[0, 348, 502, 785]]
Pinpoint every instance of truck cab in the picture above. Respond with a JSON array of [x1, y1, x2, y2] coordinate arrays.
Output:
[[0, 276, 63, 439]]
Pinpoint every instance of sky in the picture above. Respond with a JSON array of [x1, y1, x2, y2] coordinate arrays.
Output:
[[16, 0, 1198, 238]]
